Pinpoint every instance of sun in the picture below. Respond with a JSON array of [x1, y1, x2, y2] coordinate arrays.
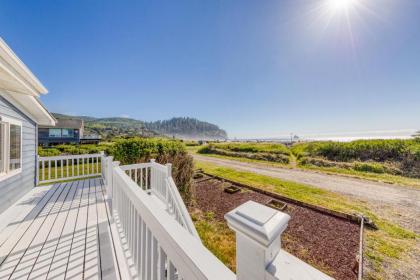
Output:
[[326, 0, 359, 14]]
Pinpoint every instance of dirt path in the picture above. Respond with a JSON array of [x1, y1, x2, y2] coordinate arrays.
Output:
[[193, 154, 420, 232]]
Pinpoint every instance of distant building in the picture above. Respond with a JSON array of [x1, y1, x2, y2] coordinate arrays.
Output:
[[38, 118, 83, 146]]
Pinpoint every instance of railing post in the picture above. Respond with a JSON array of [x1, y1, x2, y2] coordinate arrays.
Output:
[[166, 163, 172, 177], [107, 159, 118, 211], [225, 201, 290, 280], [100, 151, 105, 181], [149, 159, 156, 192]]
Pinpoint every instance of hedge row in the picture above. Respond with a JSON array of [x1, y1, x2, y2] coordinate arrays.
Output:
[[198, 145, 290, 164], [207, 142, 291, 156], [292, 139, 418, 162]]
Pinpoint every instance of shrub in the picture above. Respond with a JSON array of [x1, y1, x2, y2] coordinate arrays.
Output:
[[110, 138, 194, 200], [208, 142, 291, 156], [353, 162, 385, 174], [295, 140, 412, 162], [38, 147, 61, 157], [198, 145, 290, 164]]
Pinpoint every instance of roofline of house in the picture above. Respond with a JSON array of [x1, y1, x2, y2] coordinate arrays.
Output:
[[0, 38, 55, 126]]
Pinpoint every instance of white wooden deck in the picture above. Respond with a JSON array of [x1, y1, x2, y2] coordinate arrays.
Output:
[[0, 178, 120, 280]]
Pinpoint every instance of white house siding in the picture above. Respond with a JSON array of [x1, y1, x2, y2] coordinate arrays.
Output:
[[0, 95, 37, 214]]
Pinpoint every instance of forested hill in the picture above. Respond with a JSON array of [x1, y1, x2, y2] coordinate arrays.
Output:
[[52, 113, 227, 140], [144, 117, 228, 140]]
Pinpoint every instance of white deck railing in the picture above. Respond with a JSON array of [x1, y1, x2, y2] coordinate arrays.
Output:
[[108, 159, 235, 280], [37, 152, 335, 280], [119, 160, 199, 238], [37, 153, 103, 184]]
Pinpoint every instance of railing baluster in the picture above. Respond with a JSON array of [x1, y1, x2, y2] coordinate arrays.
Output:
[[159, 247, 166, 280], [141, 220, 147, 280], [138, 216, 143, 273], [147, 228, 152, 279], [168, 260, 176, 280], [141, 168, 143, 189], [152, 236, 158, 280], [41, 160, 45, 182], [97, 156, 99, 174], [53, 160, 56, 179], [145, 167, 148, 189], [133, 209, 138, 266], [48, 160, 51, 180], [92, 156, 95, 174]]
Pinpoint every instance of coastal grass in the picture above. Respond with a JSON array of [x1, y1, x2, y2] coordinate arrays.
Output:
[[191, 210, 236, 272], [194, 160, 418, 279], [191, 148, 420, 189]]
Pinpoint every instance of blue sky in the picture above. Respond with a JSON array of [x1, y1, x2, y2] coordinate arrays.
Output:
[[1, 0, 419, 138]]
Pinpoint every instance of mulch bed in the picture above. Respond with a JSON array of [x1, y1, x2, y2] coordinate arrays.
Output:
[[193, 175, 360, 280]]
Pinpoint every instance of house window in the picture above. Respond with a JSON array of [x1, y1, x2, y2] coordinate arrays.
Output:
[[9, 124, 21, 171], [61, 129, 74, 138], [49, 128, 62, 138], [0, 116, 22, 180]]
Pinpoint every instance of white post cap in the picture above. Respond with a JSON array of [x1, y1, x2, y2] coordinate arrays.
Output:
[[225, 200, 290, 247]]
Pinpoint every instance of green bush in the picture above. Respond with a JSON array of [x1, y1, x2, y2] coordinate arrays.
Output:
[[198, 145, 290, 164], [110, 138, 194, 200], [293, 140, 413, 162], [293, 139, 419, 177], [353, 162, 385, 174], [208, 142, 291, 156], [38, 147, 61, 157], [42, 143, 114, 155]]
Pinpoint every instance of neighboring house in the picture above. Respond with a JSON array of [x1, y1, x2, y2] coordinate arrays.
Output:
[[0, 38, 55, 213], [38, 118, 83, 146]]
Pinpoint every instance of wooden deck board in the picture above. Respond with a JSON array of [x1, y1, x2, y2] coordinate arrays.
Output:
[[29, 180, 84, 280], [9, 182, 77, 280], [0, 183, 68, 278], [65, 179, 91, 279], [0, 179, 120, 280]]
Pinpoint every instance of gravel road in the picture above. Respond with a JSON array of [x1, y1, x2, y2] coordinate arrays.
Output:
[[193, 154, 420, 232]]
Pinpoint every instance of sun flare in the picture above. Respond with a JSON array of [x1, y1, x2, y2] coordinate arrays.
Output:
[[326, 0, 359, 14]]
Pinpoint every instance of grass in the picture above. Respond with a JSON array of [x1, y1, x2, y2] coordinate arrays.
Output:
[[191, 210, 236, 272], [194, 160, 418, 279], [38, 162, 101, 184], [205, 142, 291, 155], [191, 146, 420, 189]]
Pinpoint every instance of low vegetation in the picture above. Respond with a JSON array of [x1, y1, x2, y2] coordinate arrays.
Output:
[[191, 210, 236, 271], [292, 139, 420, 178], [38, 143, 114, 157], [111, 138, 194, 198], [198, 142, 290, 164], [194, 139, 420, 185], [195, 161, 418, 280]]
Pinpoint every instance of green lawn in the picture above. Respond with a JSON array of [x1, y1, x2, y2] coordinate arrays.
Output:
[[38, 162, 101, 184], [195, 160, 418, 279]]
